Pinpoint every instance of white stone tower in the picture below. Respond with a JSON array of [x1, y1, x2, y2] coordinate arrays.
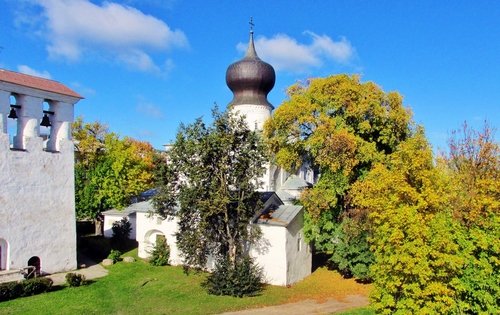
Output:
[[226, 25, 276, 190], [0, 69, 82, 278]]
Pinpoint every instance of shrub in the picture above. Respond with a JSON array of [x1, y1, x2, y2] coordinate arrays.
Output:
[[0, 278, 53, 302], [22, 277, 53, 296], [203, 257, 263, 297], [330, 219, 374, 282], [65, 273, 87, 287], [149, 236, 170, 266], [108, 249, 122, 263], [112, 217, 132, 243]]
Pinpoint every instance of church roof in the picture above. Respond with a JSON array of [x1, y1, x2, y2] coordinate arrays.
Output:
[[0, 69, 83, 99], [280, 175, 312, 190], [102, 200, 152, 216], [225, 28, 275, 108], [275, 189, 295, 203], [255, 205, 303, 227]]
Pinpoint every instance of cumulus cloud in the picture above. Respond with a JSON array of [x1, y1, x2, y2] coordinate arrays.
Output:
[[237, 31, 354, 73], [33, 0, 187, 72], [17, 65, 52, 79]]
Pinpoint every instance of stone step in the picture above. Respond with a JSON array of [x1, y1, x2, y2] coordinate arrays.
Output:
[[0, 270, 24, 284]]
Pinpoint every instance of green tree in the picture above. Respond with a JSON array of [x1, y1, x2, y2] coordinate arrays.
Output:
[[444, 122, 499, 313], [73, 117, 155, 233], [153, 108, 266, 295], [264, 74, 413, 278]]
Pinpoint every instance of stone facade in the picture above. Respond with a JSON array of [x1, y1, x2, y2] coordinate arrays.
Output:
[[0, 69, 82, 275]]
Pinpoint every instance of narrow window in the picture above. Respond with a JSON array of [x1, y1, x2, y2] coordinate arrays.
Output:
[[8, 94, 18, 147]]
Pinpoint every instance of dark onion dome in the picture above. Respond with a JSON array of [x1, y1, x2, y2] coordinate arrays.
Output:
[[226, 31, 276, 109]]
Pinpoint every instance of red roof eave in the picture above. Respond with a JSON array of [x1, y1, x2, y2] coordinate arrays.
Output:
[[0, 69, 83, 99]]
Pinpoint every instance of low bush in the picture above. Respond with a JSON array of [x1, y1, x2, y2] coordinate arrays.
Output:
[[203, 257, 263, 297], [0, 277, 53, 302], [149, 237, 170, 266], [108, 249, 122, 263], [65, 273, 87, 287], [112, 217, 132, 244]]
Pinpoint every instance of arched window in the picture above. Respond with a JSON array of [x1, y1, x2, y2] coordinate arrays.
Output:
[[27, 256, 41, 277], [7, 94, 19, 147]]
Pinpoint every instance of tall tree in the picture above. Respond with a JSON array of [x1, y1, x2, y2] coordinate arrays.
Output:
[[153, 109, 266, 269], [444, 122, 499, 313], [263, 74, 413, 278], [350, 129, 462, 313], [350, 123, 499, 313], [73, 117, 155, 232]]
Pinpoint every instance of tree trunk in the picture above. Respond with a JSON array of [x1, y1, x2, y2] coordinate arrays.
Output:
[[94, 218, 103, 236]]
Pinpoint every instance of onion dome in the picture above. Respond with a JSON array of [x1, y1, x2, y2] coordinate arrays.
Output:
[[226, 30, 276, 108]]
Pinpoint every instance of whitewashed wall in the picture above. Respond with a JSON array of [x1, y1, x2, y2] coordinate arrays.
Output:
[[251, 225, 287, 285], [103, 213, 137, 240], [135, 212, 184, 265], [0, 83, 79, 274], [285, 210, 312, 284], [0, 136, 77, 273], [250, 212, 311, 286]]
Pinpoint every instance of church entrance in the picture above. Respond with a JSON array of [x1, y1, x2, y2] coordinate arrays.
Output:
[[27, 256, 41, 276]]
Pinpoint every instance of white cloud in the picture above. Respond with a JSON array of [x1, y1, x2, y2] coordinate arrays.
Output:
[[237, 32, 354, 73], [33, 0, 187, 72], [136, 99, 164, 119], [17, 65, 52, 79]]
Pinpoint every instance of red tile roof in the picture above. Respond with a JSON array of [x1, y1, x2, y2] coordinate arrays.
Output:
[[0, 69, 83, 99]]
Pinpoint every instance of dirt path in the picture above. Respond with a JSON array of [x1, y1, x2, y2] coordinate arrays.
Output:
[[219, 294, 369, 315]]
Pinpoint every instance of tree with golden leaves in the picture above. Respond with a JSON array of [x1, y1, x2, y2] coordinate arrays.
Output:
[[264, 74, 413, 279]]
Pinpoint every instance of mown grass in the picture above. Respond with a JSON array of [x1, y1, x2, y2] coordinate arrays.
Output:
[[337, 307, 375, 315], [0, 250, 371, 315]]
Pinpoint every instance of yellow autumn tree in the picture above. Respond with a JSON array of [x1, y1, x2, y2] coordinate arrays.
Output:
[[350, 129, 463, 313], [264, 74, 413, 279]]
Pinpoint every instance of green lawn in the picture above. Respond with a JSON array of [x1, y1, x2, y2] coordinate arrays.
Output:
[[0, 251, 371, 314], [337, 307, 375, 315]]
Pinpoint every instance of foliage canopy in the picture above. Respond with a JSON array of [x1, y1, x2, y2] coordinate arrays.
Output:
[[73, 117, 155, 221], [264, 74, 413, 278], [153, 109, 266, 274]]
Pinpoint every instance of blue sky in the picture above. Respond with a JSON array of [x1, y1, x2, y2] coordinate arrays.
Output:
[[1, 0, 498, 151]]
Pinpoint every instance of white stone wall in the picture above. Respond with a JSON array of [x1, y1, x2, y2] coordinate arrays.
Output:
[[103, 213, 137, 240], [135, 212, 184, 265], [0, 83, 79, 274], [230, 103, 274, 191], [230, 103, 271, 132], [285, 210, 312, 285], [249, 213, 311, 286], [251, 225, 287, 285], [0, 138, 77, 273]]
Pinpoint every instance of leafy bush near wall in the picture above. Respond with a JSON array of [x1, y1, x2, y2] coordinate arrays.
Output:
[[65, 273, 87, 287], [112, 217, 132, 243], [107, 250, 122, 263], [0, 277, 53, 301], [203, 257, 263, 297], [148, 237, 170, 266]]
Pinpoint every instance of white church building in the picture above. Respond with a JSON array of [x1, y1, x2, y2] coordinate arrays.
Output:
[[0, 69, 82, 282], [104, 29, 314, 286]]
